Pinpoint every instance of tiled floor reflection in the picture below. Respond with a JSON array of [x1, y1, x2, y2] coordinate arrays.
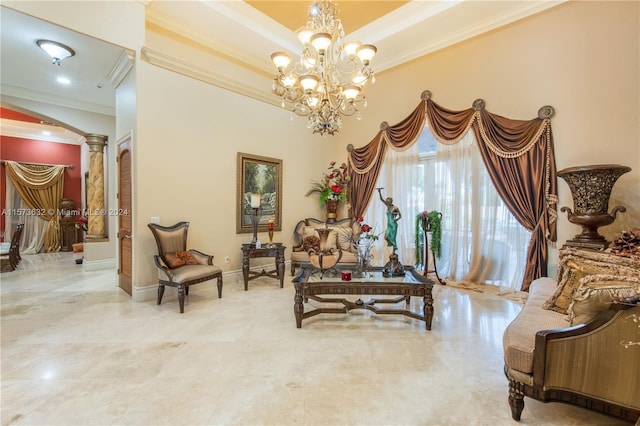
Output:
[[1, 253, 632, 425]]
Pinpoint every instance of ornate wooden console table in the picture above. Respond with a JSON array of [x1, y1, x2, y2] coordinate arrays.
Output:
[[241, 243, 286, 291]]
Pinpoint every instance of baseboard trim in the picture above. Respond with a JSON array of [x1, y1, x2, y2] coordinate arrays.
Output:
[[83, 258, 116, 271]]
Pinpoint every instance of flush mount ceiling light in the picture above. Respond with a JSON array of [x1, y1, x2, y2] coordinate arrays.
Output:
[[36, 39, 75, 66], [271, 1, 377, 136]]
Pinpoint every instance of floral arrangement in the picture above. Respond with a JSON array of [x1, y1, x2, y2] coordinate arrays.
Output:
[[355, 216, 380, 249], [75, 216, 88, 232], [305, 161, 351, 206], [415, 210, 442, 265]]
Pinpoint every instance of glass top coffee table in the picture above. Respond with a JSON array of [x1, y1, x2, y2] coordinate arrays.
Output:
[[293, 265, 435, 330]]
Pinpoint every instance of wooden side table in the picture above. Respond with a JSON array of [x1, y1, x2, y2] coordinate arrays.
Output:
[[60, 217, 77, 252], [241, 243, 286, 290]]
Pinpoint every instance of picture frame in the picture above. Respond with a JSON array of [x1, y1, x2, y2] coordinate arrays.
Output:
[[236, 152, 282, 234]]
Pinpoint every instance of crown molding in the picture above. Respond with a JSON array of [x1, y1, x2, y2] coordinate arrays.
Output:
[[369, 0, 567, 72], [0, 84, 115, 116], [145, 6, 279, 74], [107, 50, 135, 89], [140, 47, 279, 108]]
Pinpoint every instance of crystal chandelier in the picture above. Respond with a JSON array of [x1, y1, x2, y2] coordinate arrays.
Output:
[[271, 1, 377, 136]]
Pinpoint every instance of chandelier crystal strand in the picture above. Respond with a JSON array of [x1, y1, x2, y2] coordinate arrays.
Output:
[[271, 1, 376, 136]]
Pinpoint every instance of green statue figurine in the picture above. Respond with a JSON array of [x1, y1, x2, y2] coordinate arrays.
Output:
[[377, 187, 402, 252], [377, 187, 405, 277]]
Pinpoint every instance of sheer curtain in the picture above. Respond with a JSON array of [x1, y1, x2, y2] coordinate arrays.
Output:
[[5, 179, 46, 254], [433, 130, 531, 294], [363, 143, 421, 268]]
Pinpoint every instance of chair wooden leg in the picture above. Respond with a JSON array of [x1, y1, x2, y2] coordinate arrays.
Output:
[[185, 286, 189, 296], [217, 276, 223, 298], [157, 284, 165, 305], [508, 379, 525, 421], [177, 285, 185, 313]]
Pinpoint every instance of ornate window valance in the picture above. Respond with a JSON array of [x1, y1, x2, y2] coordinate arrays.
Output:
[[346, 91, 558, 291]]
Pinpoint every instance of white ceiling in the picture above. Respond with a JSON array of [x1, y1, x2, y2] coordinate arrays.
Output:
[[1, 1, 565, 143]]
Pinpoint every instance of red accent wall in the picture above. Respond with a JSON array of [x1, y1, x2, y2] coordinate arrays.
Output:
[[0, 107, 42, 123], [1, 136, 81, 235]]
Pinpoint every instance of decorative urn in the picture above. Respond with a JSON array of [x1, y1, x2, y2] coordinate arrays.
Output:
[[558, 164, 631, 249]]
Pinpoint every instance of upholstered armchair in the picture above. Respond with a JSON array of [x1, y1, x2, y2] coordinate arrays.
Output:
[[148, 222, 223, 313], [1, 223, 24, 272]]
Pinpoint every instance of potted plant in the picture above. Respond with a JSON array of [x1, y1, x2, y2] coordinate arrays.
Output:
[[415, 210, 442, 265], [305, 161, 350, 222]]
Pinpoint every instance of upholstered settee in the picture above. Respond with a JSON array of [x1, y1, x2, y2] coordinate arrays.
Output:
[[503, 248, 640, 422], [290, 217, 361, 275]]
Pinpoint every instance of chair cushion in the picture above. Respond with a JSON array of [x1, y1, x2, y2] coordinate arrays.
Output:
[[165, 251, 198, 268], [290, 249, 358, 264], [568, 274, 640, 325], [0, 242, 10, 256], [160, 263, 221, 284], [503, 278, 568, 374]]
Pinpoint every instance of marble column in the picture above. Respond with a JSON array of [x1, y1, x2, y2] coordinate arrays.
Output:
[[85, 134, 108, 240]]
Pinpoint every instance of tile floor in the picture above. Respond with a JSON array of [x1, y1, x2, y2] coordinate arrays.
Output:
[[0, 253, 633, 425]]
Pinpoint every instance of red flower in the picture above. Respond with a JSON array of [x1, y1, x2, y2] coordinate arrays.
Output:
[[331, 185, 342, 194], [361, 224, 372, 233], [357, 216, 364, 223]]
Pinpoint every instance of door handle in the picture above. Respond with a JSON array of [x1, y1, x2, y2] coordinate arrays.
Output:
[[123, 235, 132, 239]]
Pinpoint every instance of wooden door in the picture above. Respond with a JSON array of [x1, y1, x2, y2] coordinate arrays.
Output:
[[118, 137, 133, 295]]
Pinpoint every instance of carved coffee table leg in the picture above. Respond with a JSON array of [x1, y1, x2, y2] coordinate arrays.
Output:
[[276, 251, 285, 288], [294, 284, 304, 328], [423, 287, 434, 330]]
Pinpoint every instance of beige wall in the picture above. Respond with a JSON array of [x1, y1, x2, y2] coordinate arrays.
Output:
[[5, 1, 638, 288], [133, 60, 331, 287], [334, 1, 640, 273]]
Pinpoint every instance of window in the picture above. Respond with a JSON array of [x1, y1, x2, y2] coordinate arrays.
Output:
[[417, 125, 530, 293]]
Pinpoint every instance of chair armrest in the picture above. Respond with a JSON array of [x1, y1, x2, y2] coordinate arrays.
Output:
[[153, 255, 175, 280], [188, 249, 214, 265], [292, 219, 307, 251], [532, 305, 640, 409]]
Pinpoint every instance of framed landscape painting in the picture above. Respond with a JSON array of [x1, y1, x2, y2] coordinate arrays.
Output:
[[236, 152, 282, 234]]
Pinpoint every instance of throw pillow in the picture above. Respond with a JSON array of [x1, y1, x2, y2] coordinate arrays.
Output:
[[567, 274, 640, 325], [303, 236, 320, 252], [330, 226, 354, 251], [164, 251, 198, 268], [302, 226, 338, 250], [543, 249, 640, 314]]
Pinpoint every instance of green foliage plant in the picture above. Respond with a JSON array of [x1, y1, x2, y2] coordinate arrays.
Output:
[[305, 161, 351, 206], [415, 210, 442, 265]]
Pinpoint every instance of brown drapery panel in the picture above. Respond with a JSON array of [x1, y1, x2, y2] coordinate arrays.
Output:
[[347, 91, 557, 291], [4, 161, 65, 252], [347, 100, 427, 220]]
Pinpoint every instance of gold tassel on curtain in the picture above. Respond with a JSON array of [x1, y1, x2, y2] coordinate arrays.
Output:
[[346, 90, 558, 291], [4, 161, 65, 252]]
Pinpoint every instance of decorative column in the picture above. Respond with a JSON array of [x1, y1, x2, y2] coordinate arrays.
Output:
[[85, 134, 108, 240]]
